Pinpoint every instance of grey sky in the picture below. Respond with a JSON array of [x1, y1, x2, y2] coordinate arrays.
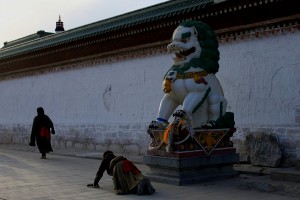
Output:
[[0, 0, 169, 45]]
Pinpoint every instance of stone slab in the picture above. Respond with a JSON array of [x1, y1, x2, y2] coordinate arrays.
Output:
[[295, 160, 300, 170], [271, 168, 300, 183], [144, 152, 239, 168], [147, 148, 237, 158], [144, 152, 239, 185], [233, 164, 273, 175]]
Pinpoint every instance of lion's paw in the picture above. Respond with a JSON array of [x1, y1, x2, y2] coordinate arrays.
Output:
[[172, 110, 185, 118], [148, 121, 168, 130]]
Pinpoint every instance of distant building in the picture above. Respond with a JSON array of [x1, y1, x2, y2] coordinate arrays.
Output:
[[2, 30, 53, 49], [55, 15, 65, 33]]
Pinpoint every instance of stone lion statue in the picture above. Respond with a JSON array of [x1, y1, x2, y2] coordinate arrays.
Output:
[[150, 20, 233, 130]]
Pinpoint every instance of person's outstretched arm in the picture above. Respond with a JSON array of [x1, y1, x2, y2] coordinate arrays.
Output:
[[87, 159, 108, 188]]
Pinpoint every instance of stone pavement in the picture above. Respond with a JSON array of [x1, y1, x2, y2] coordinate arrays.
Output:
[[0, 144, 299, 200]]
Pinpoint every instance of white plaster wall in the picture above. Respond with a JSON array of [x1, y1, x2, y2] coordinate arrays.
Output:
[[0, 54, 172, 125], [217, 32, 300, 165], [218, 32, 300, 127]]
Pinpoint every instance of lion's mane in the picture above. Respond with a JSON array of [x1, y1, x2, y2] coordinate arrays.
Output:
[[179, 20, 220, 74]]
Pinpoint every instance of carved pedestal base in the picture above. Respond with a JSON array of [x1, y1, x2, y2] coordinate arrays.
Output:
[[144, 148, 239, 185]]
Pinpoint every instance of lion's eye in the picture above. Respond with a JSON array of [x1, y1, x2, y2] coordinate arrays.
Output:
[[181, 38, 190, 43]]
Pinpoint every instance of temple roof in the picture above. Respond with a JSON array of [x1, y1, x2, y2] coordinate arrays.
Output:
[[0, 0, 213, 59], [0, 0, 299, 77]]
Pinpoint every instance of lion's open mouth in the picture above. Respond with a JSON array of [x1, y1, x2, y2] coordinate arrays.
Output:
[[174, 47, 195, 61]]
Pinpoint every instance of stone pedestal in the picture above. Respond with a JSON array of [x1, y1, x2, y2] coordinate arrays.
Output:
[[144, 148, 239, 185]]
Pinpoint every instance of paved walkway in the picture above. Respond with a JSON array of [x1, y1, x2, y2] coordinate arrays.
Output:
[[0, 145, 298, 200]]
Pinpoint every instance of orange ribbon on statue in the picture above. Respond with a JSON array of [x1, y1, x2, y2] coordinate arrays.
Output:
[[163, 118, 185, 144], [163, 125, 173, 144]]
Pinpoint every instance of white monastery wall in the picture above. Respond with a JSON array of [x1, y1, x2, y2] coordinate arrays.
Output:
[[0, 54, 172, 155], [0, 31, 299, 165], [0, 54, 171, 124], [218, 32, 300, 126], [218, 31, 300, 165]]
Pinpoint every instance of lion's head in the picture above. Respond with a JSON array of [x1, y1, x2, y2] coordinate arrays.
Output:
[[167, 20, 219, 74]]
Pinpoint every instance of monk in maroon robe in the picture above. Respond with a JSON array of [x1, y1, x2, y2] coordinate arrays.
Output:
[[29, 107, 55, 159]]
